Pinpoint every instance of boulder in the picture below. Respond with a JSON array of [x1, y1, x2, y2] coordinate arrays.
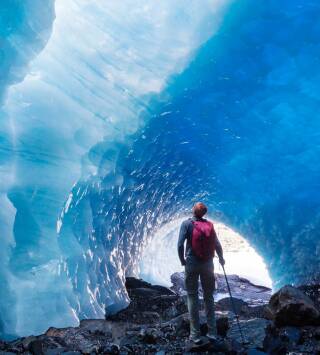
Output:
[[171, 271, 271, 306], [28, 339, 45, 355], [298, 284, 320, 309], [246, 349, 267, 355], [44, 348, 68, 355], [184, 337, 211, 353], [227, 318, 270, 349], [216, 297, 249, 315], [263, 324, 289, 354], [216, 316, 230, 337], [100, 343, 120, 354], [269, 285, 320, 326], [125, 277, 175, 296]]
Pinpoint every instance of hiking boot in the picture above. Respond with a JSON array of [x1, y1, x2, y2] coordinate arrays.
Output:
[[189, 336, 202, 345]]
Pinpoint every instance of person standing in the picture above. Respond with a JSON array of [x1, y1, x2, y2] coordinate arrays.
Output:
[[178, 202, 225, 344]]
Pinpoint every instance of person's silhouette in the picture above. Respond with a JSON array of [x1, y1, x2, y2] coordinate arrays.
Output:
[[178, 202, 225, 343]]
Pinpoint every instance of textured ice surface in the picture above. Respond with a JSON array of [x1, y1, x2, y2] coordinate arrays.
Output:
[[1, 0, 320, 340], [0, 0, 229, 338]]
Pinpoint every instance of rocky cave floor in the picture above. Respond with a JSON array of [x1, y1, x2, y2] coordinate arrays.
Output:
[[1, 273, 320, 354]]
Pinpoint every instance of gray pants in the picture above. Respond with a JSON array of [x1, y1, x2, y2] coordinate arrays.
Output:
[[185, 258, 217, 339]]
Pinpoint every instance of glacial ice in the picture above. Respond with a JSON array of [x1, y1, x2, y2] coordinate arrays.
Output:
[[0, 0, 319, 341], [0, 0, 230, 338]]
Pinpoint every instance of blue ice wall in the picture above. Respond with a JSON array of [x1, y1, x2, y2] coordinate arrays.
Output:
[[1, 0, 320, 340], [0, 0, 55, 100], [0, 0, 229, 338]]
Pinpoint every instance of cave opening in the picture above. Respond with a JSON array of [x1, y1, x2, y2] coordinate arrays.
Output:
[[138, 217, 272, 290]]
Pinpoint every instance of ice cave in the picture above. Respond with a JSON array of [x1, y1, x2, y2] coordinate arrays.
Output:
[[0, 0, 319, 340]]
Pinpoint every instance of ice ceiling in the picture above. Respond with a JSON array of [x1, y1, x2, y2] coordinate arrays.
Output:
[[0, 0, 319, 338]]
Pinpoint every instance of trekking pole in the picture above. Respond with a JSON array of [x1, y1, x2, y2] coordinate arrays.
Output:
[[221, 264, 248, 346]]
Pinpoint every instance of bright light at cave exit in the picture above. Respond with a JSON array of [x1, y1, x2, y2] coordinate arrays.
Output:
[[139, 217, 272, 289]]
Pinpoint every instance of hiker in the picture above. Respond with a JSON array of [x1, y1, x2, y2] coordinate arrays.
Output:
[[178, 202, 225, 344]]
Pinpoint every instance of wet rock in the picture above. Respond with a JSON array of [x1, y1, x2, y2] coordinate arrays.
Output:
[[4, 276, 319, 355], [280, 326, 301, 344], [3, 338, 24, 353], [314, 327, 320, 340], [22, 335, 38, 349], [298, 284, 320, 308], [216, 297, 249, 315], [108, 279, 182, 325], [29, 339, 45, 355], [263, 324, 288, 354], [185, 337, 211, 352], [0, 340, 6, 350], [171, 271, 272, 306], [185, 336, 231, 353], [227, 318, 270, 349], [247, 349, 267, 355], [269, 285, 320, 326], [139, 327, 162, 344], [126, 277, 175, 296], [44, 348, 67, 355], [119, 334, 140, 347], [100, 343, 120, 354], [79, 319, 113, 338], [216, 316, 230, 337]]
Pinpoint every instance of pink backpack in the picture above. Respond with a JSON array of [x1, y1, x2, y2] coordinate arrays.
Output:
[[191, 220, 215, 260]]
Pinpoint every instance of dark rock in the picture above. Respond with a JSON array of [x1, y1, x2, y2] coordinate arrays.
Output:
[[125, 277, 153, 289], [0, 340, 6, 351], [263, 324, 288, 355], [314, 327, 320, 340], [6, 276, 319, 355], [151, 285, 176, 296], [129, 287, 161, 298], [125, 277, 175, 296], [264, 325, 320, 353], [44, 348, 67, 355], [139, 311, 160, 324], [216, 316, 230, 337], [29, 339, 45, 355], [184, 337, 211, 352], [269, 285, 320, 326], [108, 279, 182, 324], [100, 343, 120, 354], [227, 318, 270, 348], [216, 297, 249, 315], [79, 319, 113, 338], [22, 335, 38, 350], [139, 328, 161, 344], [227, 338, 243, 353], [185, 336, 231, 353], [298, 284, 320, 309], [119, 334, 139, 347], [247, 349, 267, 354], [279, 326, 301, 344], [164, 312, 189, 337], [171, 271, 272, 306]]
